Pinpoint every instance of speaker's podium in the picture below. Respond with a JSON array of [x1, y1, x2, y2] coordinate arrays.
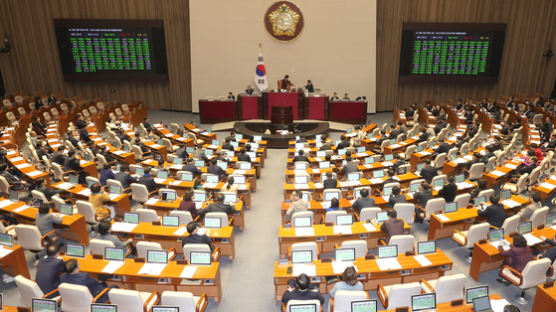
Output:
[[262, 90, 304, 122]]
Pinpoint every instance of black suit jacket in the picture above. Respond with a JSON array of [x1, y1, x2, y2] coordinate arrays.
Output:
[[207, 165, 226, 178], [237, 154, 251, 162], [36, 257, 65, 295], [323, 178, 338, 189], [115, 171, 137, 189], [52, 152, 66, 165], [138, 175, 157, 193], [182, 163, 202, 176], [438, 183, 458, 202], [180, 233, 215, 252], [420, 166, 437, 184], [435, 142, 451, 155], [478, 204, 506, 228], [293, 155, 309, 162]]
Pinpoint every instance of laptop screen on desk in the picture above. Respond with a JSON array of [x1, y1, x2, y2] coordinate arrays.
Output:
[[294, 176, 309, 184], [373, 170, 385, 178], [336, 215, 353, 226], [466, 286, 489, 303], [0, 233, 13, 248], [335, 248, 356, 262], [409, 183, 420, 193], [9, 190, 18, 202], [433, 178, 445, 188], [488, 229, 504, 242], [157, 171, 168, 179], [416, 163, 425, 171], [351, 299, 377, 312], [194, 160, 205, 168], [147, 250, 168, 264], [365, 157, 375, 164], [161, 191, 177, 201], [518, 221, 532, 234], [135, 168, 145, 176], [66, 243, 85, 258], [547, 214, 556, 226], [32, 298, 57, 312], [190, 251, 211, 265], [217, 160, 228, 170], [172, 157, 183, 165], [91, 304, 118, 312], [204, 217, 222, 229], [253, 135, 262, 142], [417, 241, 436, 255], [472, 296, 492, 312], [123, 212, 139, 224], [109, 186, 122, 195], [378, 245, 398, 258], [291, 250, 313, 264], [212, 139, 220, 146], [293, 217, 312, 228], [376, 211, 388, 223], [59, 203, 73, 215], [455, 174, 465, 183], [205, 149, 213, 156], [324, 191, 340, 202], [105, 247, 125, 261], [295, 162, 308, 170], [180, 172, 193, 182], [162, 216, 179, 227], [316, 151, 326, 158], [69, 175, 78, 185], [348, 172, 360, 181], [384, 154, 394, 161], [412, 293, 436, 311], [500, 190, 511, 201], [383, 187, 392, 196], [319, 161, 330, 169], [474, 196, 486, 206], [233, 175, 246, 184], [444, 202, 457, 213], [289, 303, 316, 312], [193, 193, 206, 202], [206, 175, 219, 184], [357, 146, 366, 153], [223, 193, 237, 204], [239, 162, 251, 170], [87, 180, 95, 188]]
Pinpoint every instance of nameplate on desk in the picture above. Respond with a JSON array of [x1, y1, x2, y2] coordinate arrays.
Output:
[[436, 214, 450, 222], [180, 266, 197, 278], [333, 226, 352, 235], [111, 222, 137, 233], [332, 261, 356, 274], [376, 258, 402, 271], [13, 205, 30, 213], [145, 198, 159, 205], [295, 227, 315, 237], [292, 264, 316, 277], [501, 199, 521, 208], [138, 263, 167, 275], [413, 255, 432, 267], [0, 246, 14, 258], [0, 199, 14, 208], [102, 261, 124, 273]]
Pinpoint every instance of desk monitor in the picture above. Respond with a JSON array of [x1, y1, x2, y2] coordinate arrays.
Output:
[[316, 151, 326, 158], [193, 192, 206, 202], [123, 212, 139, 224], [417, 241, 436, 255], [161, 190, 177, 202], [346, 128, 353, 134], [397, 166, 407, 175], [156, 139, 164, 146], [0, 233, 13, 248], [68, 175, 78, 185], [433, 178, 445, 188], [135, 167, 145, 176], [232, 175, 246, 184], [444, 202, 457, 213], [239, 162, 251, 170], [354, 189, 363, 199], [324, 191, 340, 202], [338, 149, 346, 156], [236, 134, 243, 140], [336, 215, 353, 226], [212, 139, 220, 146], [172, 157, 183, 165], [217, 160, 228, 170], [123, 145, 131, 152], [226, 150, 235, 157], [152, 307, 178, 312], [347, 172, 360, 181], [253, 135, 262, 142], [384, 154, 394, 161], [409, 183, 420, 193], [91, 304, 117, 312], [377, 245, 398, 258], [319, 161, 330, 169], [186, 147, 194, 154], [450, 153, 458, 161], [32, 298, 58, 312], [162, 216, 179, 227], [105, 247, 125, 262], [294, 175, 309, 185], [156, 170, 168, 180], [293, 216, 312, 228], [351, 299, 377, 312], [204, 217, 222, 229], [190, 251, 211, 265], [389, 139, 396, 145], [246, 151, 256, 159], [335, 140, 342, 146], [315, 134, 322, 140], [547, 214, 556, 226], [194, 160, 205, 168], [301, 192, 311, 202], [32, 198, 43, 208], [466, 286, 489, 303], [205, 149, 213, 156], [109, 185, 122, 195], [295, 143, 305, 150], [518, 221, 532, 234], [60, 203, 73, 216], [488, 229, 504, 242], [365, 157, 375, 164], [412, 293, 436, 311], [87, 180, 96, 188], [147, 250, 168, 264], [66, 243, 85, 258], [376, 211, 388, 223], [455, 174, 465, 183], [417, 145, 424, 152], [335, 248, 356, 262], [383, 186, 392, 196], [295, 162, 308, 170], [9, 190, 18, 202], [416, 163, 425, 171], [179, 172, 193, 182], [500, 190, 511, 201], [289, 303, 316, 312], [357, 146, 366, 153], [474, 196, 487, 206], [429, 141, 435, 148], [291, 250, 313, 264], [206, 175, 219, 184], [472, 296, 492, 312], [223, 193, 237, 204], [373, 170, 385, 179]]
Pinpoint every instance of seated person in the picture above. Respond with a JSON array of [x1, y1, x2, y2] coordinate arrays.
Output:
[[478, 194, 506, 228], [293, 150, 309, 162], [182, 158, 202, 176], [281, 274, 324, 310], [419, 160, 437, 184], [352, 189, 375, 213], [0, 163, 26, 191], [114, 164, 137, 189], [31, 178, 62, 201], [414, 182, 433, 223], [207, 159, 226, 179], [286, 191, 309, 222], [337, 137, 350, 150], [471, 179, 488, 199], [99, 164, 115, 186], [322, 171, 338, 189], [61, 259, 111, 302], [36, 244, 65, 296], [221, 138, 235, 151], [518, 156, 537, 175], [325, 198, 340, 213], [199, 193, 237, 219], [36, 204, 64, 249], [220, 176, 238, 193], [179, 190, 198, 219], [388, 186, 406, 207], [237, 148, 251, 162], [330, 266, 363, 298], [438, 176, 457, 203], [383, 169, 397, 185], [379, 209, 404, 244], [138, 167, 157, 193], [340, 157, 358, 175], [519, 192, 543, 220], [180, 222, 215, 252], [89, 183, 111, 220], [92, 221, 133, 251], [496, 234, 533, 284]]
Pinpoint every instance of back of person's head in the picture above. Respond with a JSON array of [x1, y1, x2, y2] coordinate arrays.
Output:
[[226, 177, 234, 189], [184, 190, 193, 201], [392, 186, 401, 195], [121, 164, 129, 172], [103, 163, 111, 170], [295, 190, 303, 199], [186, 221, 198, 234], [225, 138, 230, 143], [503, 305, 520, 312], [513, 234, 527, 248], [330, 197, 339, 207], [296, 273, 310, 290], [36, 178, 45, 186], [245, 144, 251, 151], [387, 209, 397, 219], [211, 159, 217, 165], [490, 194, 500, 204], [477, 179, 487, 189], [298, 150, 304, 156], [421, 182, 431, 191], [424, 159, 431, 165], [97, 221, 111, 235], [447, 176, 455, 184], [187, 157, 194, 164], [531, 192, 541, 203], [0, 164, 7, 172], [345, 157, 352, 162], [387, 169, 394, 177], [38, 204, 50, 214], [341, 266, 358, 286], [46, 244, 60, 257], [91, 183, 101, 193], [360, 189, 369, 198], [64, 259, 78, 273], [325, 171, 333, 179], [216, 193, 225, 203]]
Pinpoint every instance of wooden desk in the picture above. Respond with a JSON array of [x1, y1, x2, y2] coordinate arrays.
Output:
[[532, 283, 556, 311], [0, 244, 30, 278], [380, 294, 504, 311], [5, 151, 50, 185], [532, 178, 556, 200], [482, 158, 523, 188], [273, 250, 452, 301], [152, 123, 194, 147], [51, 182, 131, 217], [65, 255, 223, 304]]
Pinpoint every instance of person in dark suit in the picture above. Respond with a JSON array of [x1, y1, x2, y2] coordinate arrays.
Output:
[[99, 164, 114, 186], [435, 142, 451, 155], [340, 157, 359, 176], [281, 274, 324, 309], [293, 150, 309, 162], [78, 127, 91, 143], [518, 156, 537, 175], [380, 209, 405, 244], [438, 176, 458, 203], [75, 114, 87, 130], [388, 125, 399, 140], [138, 167, 157, 193], [221, 138, 235, 151], [207, 159, 226, 179], [419, 160, 437, 184], [51, 146, 67, 166], [182, 158, 202, 177], [142, 117, 152, 132], [114, 165, 137, 189], [414, 182, 433, 223], [174, 144, 188, 159], [245, 85, 254, 95], [478, 195, 506, 228], [352, 189, 375, 213], [337, 137, 350, 150], [237, 148, 252, 162], [178, 190, 198, 219], [322, 171, 338, 189], [63, 151, 81, 172], [199, 194, 237, 219], [388, 186, 406, 207], [36, 244, 65, 296], [33, 96, 43, 110], [60, 259, 111, 302], [32, 178, 62, 201], [471, 179, 488, 199], [305, 80, 314, 93], [180, 222, 215, 252], [383, 169, 397, 185], [227, 92, 235, 101], [278, 74, 293, 91]]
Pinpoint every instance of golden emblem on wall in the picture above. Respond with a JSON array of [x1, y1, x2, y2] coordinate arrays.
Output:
[[264, 1, 304, 41]]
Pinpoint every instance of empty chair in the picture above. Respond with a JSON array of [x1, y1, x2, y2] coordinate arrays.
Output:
[[89, 238, 115, 256], [15, 275, 53, 308], [420, 273, 466, 303], [291, 211, 314, 226], [377, 282, 421, 310], [454, 193, 471, 209], [452, 222, 490, 262], [31, 190, 50, 204], [0, 176, 9, 194], [58, 283, 107, 312], [108, 288, 160, 312], [324, 210, 348, 224], [160, 291, 208, 312], [387, 234, 415, 254], [418, 198, 445, 220], [290, 242, 319, 261], [14, 224, 56, 256], [205, 212, 231, 227], [433, 153, 447, 168], [136, 241, 175, 260], [398, 145, 416, 160], [499, 214, 520, 235], [501, 173, 529, 194], [330, 290, 368, 312], [338, 240, 368, 259], [130, 183, 150, 203], [169, 210, 193, 225], [530, 206, 549, 228], [136, 208, 159, 223], [182, 243, 219, 263], [466, 163, 485, 181], [357, 207, 381, 222], [393, 203, 415, 225], [499, 257, 551, 304]]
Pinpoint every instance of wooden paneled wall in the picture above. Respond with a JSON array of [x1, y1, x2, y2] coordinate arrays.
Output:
[[377, 0, 556, 112], [0, 0, 191, 111]]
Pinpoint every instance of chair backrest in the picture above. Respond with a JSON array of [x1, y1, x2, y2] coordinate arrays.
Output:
[[403, 145, 416, 160], [385, 282, 422, 309], [183, 243, 211, 262], [107, 179, 124, 190], [169, 210, 193, 225], [14, 225, 43, 250], [89, 238, 115, 256], [52, 163, 65, 181], [291, 242, 318, 261], [0, 176, 9, 194], [59, 283, 93, 312], [324, 210, 347, 224], [286, 299, 321, 312], [393, 203, 415, 224], [515, 173, 529, 193], [477, 189, 494, 200], [131, 145, 143, 159], [130, 183, 149, 203], [51, 195, 65, 210], [424, 198, 446, 220], [76, 200, 96, 223], [501, 214, 520, 235], [433, 274, 466, 303], [530, 206, 549, 228], [465, 222, 490, 248], [454, 193, 471, 209], [468, 163, 485, 180], [520, 258, 551, 289], [340, 240, 368, 258], [136, 208, 159, 223], [160, 291, 198, 312], [136, 241, 163, 259], [334, 290, 369, 312], [434, 153, 447, 167], [31, 190, 49, 204], [388, 234, 415, 254], [528, 167, 542, 185], [108, 288, 145, 310], [291, 211, 314, 225], [15, 275, 44, 307], [205, 212, 229, 227], [359, 207, 381, 222]]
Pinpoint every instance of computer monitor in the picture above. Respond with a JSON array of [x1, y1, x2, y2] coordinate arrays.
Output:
[[109, 185, 122, 195], [472, 296, 492, 312], [336, 215, 353, 226], [253, 135, 262, 142], [217, 160, 228, 170], [433, 178, 445, 188], [412, 293, 436, 311], [295, 162, 308, 170], [172, 157, 183, 165], [162, 216, 179, 227], [347, 172, 360, 181], [289, 303, 316, 312], [0, 233, 13, 248], [319, 161, 330, 169], [444, 202, 457, 213], [474, 196, 487, 206], [295, 143, 305, 150], [450, 153, 458, 161], [147, 250, 168, 264], [338, 149, 346, 156], [32, 198, 43, 208], [204, 217, 222, 229], [123, 212, 139, 224], [179, 172, 193, 182], [300, 193, 311, 202], [335, 248, 356, 262], [417, 145, 424, 152], [60, 204, 73, 216], [104, 247, 125, 262], [66, 243, 85, 258], [239, 162, 251, 170], [378, 245, 398, 258], [351, 300, 377, 312], [466, 286, 489, 303], [372, 170, 385, 178], [205, 149, 213, 156], [232, 175, 246, 184], [68, 175, 78, 185], [190, 251, 212, 265], [397, 166, 407, 175], [291, 250, 313, 264], [455, 174, 465, 183], [212, 139, 220, 146], [87, 180, 95, 188], [357, 146, 366, 153], [383, 187, 392, 197], [91, 304, 117, 312], [294, 176, 309, 184], [151, 307, 179, 312], [83, 153, 92, 161], [135, 167, 145, 176], [9, 190, 18, 202], [123, 145, 130, 152], [193, 192, 206, 202], [416, 163, 425, 171], [384, 154, 394, 161], [518, 221, 532, 234], [206, 175, 219, 184], [293, 217, 312, 228], [186, 147, 194, 154], [156, 139, 164, 146], [316, 151, 326, 158], [223, 193, 237, 204], [500, 190, 511, 201], [409, 183, 420, 193], [488, 229, 504, 242], [194, 160, 205, 167], [246, 151, 256, 159], [236, 134, 243, 140], [324, 191, 340, 202], [226, 150, 235, 157], [376, 211, 388, 223], [32, 298, 57, 312], [547, 214, 556, 226], [365, 157, 375, 164], [161, 190, 177, 202], [417, 241, 437, 255]]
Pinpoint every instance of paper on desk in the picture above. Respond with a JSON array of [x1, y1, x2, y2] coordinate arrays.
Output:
[[170, 164, 182, 170], [333, 226, 352, 234], [376, 258, 402, 271], [501, 199, 521, 208], [456, 182, 474, 189], [363, 223, 376, 232], [490, 170, 505, 177], [111, 222, 137, 233], [234, 170, 246, 175], [154, 178, 166, 184], [13, 205, 30, 213], [370, 178, 384, 184], [505, 163, 518, 170], [523, 233, 543, 246], [145, 198, 159, 205], [27, 170, 43, 177], [311, 169, 320, 174], [294, 184, 309, 189], [165, 133, 174, 137], [339, 182, 348, 188], [106, 193, 119, 201], [414, 255, 432, 267], [491, 298, 511, 312], [0, 246, 14, 258], [382, 195, 390, 202], [113, 150, 125, 155], [138, 263, 167, 275], [150, 144, 162, 149], [170, 180, 182, 186], [78, 189, 91, 196], [419, 151, 432, 156], [454, 158, 468, 164], [0, 199, 14, 208], [6, 150, 16, 156], [56, 182, 73, 190], [15, 163, 30, 169], [295, 227, 315, 237], [174, 227, 188, 236], [381, 161, 394, 167], [196, 228, 209, 236], [489, 240, 510, 250], [203, 183, 218, 188], [312, 183, 322, 189], [363, 164, 373, 169], [10, 156, 23, 162], [540, 182, 556, 190], [356, 152, 368, 157], [292, 264, 316, 277], [332, 261, 356, 274], [321, 201, 331, 209], [436, 214, 450, 222], [389, 144, 401, 149], [180, 266, 198, 278], [102, 261, 124, 273]]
